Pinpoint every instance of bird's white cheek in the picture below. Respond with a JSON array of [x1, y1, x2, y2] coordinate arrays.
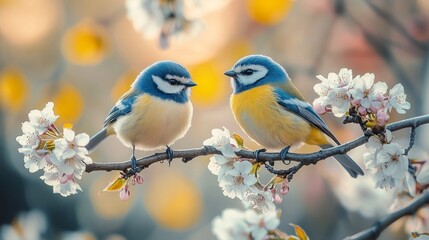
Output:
[[236, 67, 268, 86]]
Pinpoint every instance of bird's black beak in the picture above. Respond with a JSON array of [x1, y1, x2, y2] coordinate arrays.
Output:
[[224, 70, 237, 78], [185, 81, 197, 87]]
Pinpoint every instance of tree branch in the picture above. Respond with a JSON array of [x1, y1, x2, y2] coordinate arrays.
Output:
[[343, 191, 429, 240], [85, 115, 429, 173]]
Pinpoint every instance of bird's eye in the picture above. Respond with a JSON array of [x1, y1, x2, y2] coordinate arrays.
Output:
[[242, 69, 254, 75], [168, 79, 180, 85]]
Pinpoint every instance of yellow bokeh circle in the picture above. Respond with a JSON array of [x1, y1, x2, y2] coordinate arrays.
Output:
[[62, 20, 108, 65], [90, 174, 133, 219], [111, 72, 137, 101], [52, 83, 84, 125], [0, 67, 27, 111], [189, 60, 228, 108], [143, 171, 202, 230], [246, 0, 293, 25]]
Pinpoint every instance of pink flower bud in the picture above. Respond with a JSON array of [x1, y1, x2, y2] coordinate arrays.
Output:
[[135, 174, 144, 184], [271, 189, 282, 204], [370, 101, 383, 113], [119, 185, 131, 200], [280, 181, 289, 195], [351, 98, 361, 107], [376, 108, 389, 126], [357, 106, 367, 116]]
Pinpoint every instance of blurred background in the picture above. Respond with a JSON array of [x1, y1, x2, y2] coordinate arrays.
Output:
[[1, 0, 429, 239]]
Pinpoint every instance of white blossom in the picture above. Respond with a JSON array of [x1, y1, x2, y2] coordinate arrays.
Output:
[[23, 152, 47, 173], [212, 209, 279, 240], [49, 128, 91, 181], [16, 122, 40, 150], [212, 209, 251, 240], [314, 68, 354, 117], [403, 172, 417, 197], [350, 73, 387, 109], [242, 189, 276, 213], [327, 87, 351, 117], [364, 142, 409, 190], [28, 102, 58, 134], [417, 161, 429, 185], [387, 83, 410, 114], [53, 128, 91, 162], [208, 155, 239, 176], [245, 210, 280, 240], [314, 74, 333, 97], [219, 161, 257, 199], [365, 130, 392, 152], [0, 210, 47, 240], [377, 143, 408, 178], [203, 128, 238, 157], [41, 169, 82, 197], [126, 0, 201, 48], [363, 151, 377, 170]]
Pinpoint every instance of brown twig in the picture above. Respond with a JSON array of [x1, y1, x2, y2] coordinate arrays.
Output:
[[343, 191, 429, 240], [85, 115, 429, 173]]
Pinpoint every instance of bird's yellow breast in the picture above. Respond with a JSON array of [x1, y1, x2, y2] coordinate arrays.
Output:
[[230, 85, 312, 149], [113, 94, 193, 150]]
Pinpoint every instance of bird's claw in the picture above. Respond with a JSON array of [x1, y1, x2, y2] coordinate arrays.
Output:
[[128, 155, 141, 176], [166, 145, 174, 166], [253, 148, 267, 163], [280, 146, 291, 165]]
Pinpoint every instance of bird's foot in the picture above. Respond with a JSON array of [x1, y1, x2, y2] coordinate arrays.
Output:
[[253, 148, 267, 163], [280, 146, 291, 165], [128, 155, 141, 176], [166, 145, 174, 166]]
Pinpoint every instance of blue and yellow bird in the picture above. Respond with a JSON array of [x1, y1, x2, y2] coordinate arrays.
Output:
[[86, 61, 197, 173], [225, 55, 363, 178]]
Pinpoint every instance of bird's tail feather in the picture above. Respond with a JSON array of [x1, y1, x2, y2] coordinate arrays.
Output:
[[320, 144, 364, 178], [86, 127, 109, 153]]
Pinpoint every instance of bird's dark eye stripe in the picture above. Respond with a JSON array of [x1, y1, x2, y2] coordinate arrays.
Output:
[[241, 69, 254, 75], [168, 79, 180, 85]]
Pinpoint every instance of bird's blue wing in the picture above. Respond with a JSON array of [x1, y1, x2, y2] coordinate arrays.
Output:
[[273, 88, 341, 145], [103, 89, 139, 127]]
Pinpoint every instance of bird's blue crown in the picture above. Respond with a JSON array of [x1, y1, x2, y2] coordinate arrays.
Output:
[[133, 61, 193, 103], [229, 55, 289, 94]]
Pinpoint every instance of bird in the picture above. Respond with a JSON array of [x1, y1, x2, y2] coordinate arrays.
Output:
[[224, 54, 363, 178], [86, 61, 197, 174]]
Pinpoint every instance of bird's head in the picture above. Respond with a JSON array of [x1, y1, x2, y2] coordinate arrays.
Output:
[[133, 61, 197, 103], [224, 54, 288, 94]]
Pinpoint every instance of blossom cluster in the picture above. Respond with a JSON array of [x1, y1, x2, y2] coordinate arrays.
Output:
[[16, 102, 92, 197], [0, 210, 47, 240], [313, 68, 410, 127], [125, 0, 230, 48], [362, 130, 411, 191], [203, 128, 290, 239], [212, 208, 280, 240]]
